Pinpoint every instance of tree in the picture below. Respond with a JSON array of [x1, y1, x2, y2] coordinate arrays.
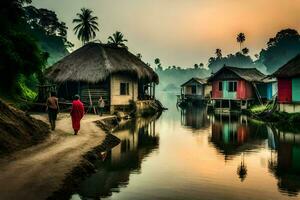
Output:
[[108, 31, 128, 47], [258, 28, 300, 73], [194, 64, 199, 69], [242, 48, 249, 55], [199, 63, 204, 68], [0, 0, 48, 94], [215, 48, 222, 58], [237, 33, 246, 51], [73, 8, 99, 45], [154, 58, 162, 71], [24, 6, 72, 64]]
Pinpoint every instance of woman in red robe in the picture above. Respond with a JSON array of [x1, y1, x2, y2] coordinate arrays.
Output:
[[70, 95, 85, 135]]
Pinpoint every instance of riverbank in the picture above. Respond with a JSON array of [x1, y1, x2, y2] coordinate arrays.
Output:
[[247, 105, 300, 133], [0, 113, 116, 200]]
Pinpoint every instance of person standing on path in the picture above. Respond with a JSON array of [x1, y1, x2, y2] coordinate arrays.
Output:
[[70, 94, 85, 135], [46, 91, 59, 130], [97, 96, 105, 116]]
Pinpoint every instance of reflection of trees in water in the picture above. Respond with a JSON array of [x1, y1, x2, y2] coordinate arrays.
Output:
[[210, 114, 268, 160], [237, 153, 247, 182], [180, 106, 210, 130], [267, 128, 300, 197], [76, 116, 160, 199]]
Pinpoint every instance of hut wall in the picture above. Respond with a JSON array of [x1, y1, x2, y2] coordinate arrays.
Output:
[[222, 81, 237, 99], [110, 74, 138, 106], [184, 84, 203, 96], [237, 80, 253, 100], [212, 81, 223, 99], [292, 78, 300, 102], [278, 78, 292, 103], [204, 85, 212, 98], [272, 82, 278, 98]]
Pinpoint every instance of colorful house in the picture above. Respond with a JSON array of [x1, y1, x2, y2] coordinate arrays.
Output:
[[207, 66, 268, 109], [272, 54, 300, 113], [180, 78, 211, 102], [256, 78, 278, 101]]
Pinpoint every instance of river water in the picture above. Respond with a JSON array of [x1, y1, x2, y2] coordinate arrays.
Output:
[[71, 93, 300, 200]]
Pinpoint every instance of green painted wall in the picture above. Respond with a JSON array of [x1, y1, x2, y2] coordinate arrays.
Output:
[[222, 81, 236, 99], [292, 146, 300, 170], [292, 78, 300, 102]]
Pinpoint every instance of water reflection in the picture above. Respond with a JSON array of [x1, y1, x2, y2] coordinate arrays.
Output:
[[74, 115, 159, 200], [180, 106, 209, 130], [268, 129, 300, 196], [210, 114, 268, 160], [71, 95, 300, 200]]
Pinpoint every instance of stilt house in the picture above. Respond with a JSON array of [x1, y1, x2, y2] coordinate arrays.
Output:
[[180, 78, 211, 101], [207, 66, 269, 109], [272, 54, 300, 113], [45, 43, 159, 113]]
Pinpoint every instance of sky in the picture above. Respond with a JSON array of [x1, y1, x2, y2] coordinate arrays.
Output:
[[32, 0, 300, 68]]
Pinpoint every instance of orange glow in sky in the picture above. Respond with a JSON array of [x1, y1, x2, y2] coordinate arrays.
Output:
[[32, 0, 300, 67]]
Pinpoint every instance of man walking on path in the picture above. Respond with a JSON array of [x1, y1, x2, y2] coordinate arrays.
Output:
[[70, 95, 85, 135], [97, 96, 105, 116], [46, 91, 59, 130]]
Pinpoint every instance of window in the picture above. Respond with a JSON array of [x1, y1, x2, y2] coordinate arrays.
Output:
[[228, 81, 237, 92], [191, 85, 197, 94], [219, 81, 223, 91], [120, 83, 129, 95]]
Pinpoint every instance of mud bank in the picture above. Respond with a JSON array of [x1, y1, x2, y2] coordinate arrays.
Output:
[[0, 99, 50, 155], [47, 117, 121, 200]]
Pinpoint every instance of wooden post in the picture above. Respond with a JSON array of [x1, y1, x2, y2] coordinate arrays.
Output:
[[153, 83, 156, 99]]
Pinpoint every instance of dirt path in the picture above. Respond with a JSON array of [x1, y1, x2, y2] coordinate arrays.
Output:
[[0, 113, 109, 200]]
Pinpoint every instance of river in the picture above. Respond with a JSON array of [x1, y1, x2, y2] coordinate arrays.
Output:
[[70, 93, 300, 200]]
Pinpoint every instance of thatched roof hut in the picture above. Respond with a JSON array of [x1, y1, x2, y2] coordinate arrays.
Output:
[[45, 42, 158, 84]]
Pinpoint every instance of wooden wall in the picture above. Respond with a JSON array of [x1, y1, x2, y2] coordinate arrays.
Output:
[[110, 74, 138, 106], [278, 78, 292, 103], [237, 80, 253, 100], [212, 80, 254, 100]]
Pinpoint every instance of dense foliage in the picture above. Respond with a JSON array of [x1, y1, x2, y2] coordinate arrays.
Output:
[[258, 29, 300, 73], [0, 0, 71, 101]]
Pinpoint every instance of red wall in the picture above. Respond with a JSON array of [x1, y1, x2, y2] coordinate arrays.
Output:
[[278, 78, 292, 103], [212, 81, 222, 99], [237, 80, 253, 100]]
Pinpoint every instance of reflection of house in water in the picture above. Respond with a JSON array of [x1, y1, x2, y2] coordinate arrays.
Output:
[[180, 106, 210, 130], [210, 114, 268, 159], [76, 115, 159, 199], [268, 128, 300, 196]]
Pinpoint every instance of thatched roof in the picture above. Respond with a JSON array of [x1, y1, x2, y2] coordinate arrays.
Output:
[[272, 54, 300, 78], [181, 77, 208, 87], [45, 43, 159, 84], [208, 66, 266, 82]]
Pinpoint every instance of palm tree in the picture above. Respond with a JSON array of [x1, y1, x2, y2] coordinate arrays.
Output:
[[242, 48, 249, 55], [237, 33, 246, 51], [154, 58, 162, 71], [215, 48, 222, 58], [73, 8, 99, 45], [108, 31, 128, 47]]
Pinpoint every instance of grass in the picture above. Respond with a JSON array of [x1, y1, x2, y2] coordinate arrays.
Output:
[[249, 105, 268, 114]]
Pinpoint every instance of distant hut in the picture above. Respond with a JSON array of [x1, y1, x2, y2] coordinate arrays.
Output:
[[45, 43, 159, 113], [207, 66, 268, 110], [180, 78, 211, 103], [272, 54, 300, 113]]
